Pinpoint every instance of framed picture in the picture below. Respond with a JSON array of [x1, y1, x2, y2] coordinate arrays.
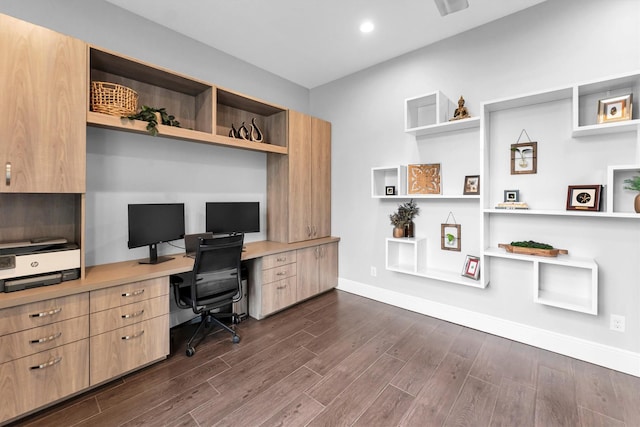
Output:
[[463, 175, 480, 195], [511, 142, 537, 175], [566, 185, 602, 211], [385, 185, 396, 196], [441, 223, 461, 251], [408, 163, 441, 194], [597, 94, 632, 124], [462, 255, 480, 280], [504, 190, 520, 202]]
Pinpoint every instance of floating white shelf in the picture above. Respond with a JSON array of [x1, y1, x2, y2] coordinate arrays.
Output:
[[406, 117, 480, 137], [405, 91, 479, 136], [483, 208, 640, 219], [386, 238, 486, 289], [484, 247, 598, 315]]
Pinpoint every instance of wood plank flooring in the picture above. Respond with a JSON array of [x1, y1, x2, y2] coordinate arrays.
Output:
[[9, 289, 640, 427]]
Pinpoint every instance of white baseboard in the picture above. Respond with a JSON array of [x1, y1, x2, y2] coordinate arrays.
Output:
[[337, 278, 640, 377]]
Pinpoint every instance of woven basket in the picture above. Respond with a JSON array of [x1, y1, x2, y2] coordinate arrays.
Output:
[[90, 81, 138, 116]]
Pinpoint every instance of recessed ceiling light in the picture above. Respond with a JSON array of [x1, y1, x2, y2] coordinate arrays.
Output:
[[360, 21, 374, 33]]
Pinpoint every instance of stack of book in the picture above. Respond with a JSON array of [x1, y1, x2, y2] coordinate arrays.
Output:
[[495, 202, 529, 209]]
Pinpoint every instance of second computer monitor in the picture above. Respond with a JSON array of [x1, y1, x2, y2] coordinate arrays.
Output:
[[205, 202, 260, 235]]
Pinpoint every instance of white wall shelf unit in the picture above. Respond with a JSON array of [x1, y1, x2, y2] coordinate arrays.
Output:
[[371, 166, 407, 198], [386, 238, 486, 289], [405, 91, 479, 136], [484, 248, 598, 314], [480, 71, 640, 315]]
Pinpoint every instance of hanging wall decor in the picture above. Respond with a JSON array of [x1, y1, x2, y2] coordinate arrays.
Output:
[[408, 163, 441, 194], [441, 211, 461, 251], [510, 129, 537, 175]]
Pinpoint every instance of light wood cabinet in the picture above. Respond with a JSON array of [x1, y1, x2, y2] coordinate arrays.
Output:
[[249, 241, 338, 319], [89, 277, 169, 386], [268, 111, 332, 243], [0, 13, 86, 193], [297, 242, 338, 301], [0, 293, 89, 424]]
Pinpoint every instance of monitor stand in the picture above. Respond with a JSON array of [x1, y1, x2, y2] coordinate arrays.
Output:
[[139, 243, 174, 265]]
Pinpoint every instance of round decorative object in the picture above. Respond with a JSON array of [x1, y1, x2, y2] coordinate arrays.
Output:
[[393, 227, 405, 238], [635, 193, 640, 213]]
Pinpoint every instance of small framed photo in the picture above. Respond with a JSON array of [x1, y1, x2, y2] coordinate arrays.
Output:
[[463, 175, 480, 195], [462, 255, 480, 280], [385, 185, 396, 196], [511, 142, 537, 175], [566, 185, 602, 211], [441, 223, 461, 251], [504, 190, 520, 202], [597, 94, 632, 124]]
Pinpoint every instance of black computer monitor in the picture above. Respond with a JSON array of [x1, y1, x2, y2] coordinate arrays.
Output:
[[205, 202, 260, 235], [128, 203, 185, 264]]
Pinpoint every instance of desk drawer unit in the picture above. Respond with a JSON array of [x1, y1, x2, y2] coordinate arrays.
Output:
[[89, 277, 167, 313], [261, 251, 296, 269], [261, 277, 297, 315], [0, 315, 89, 364], [0, 339, 89, 423], [90, 314, 169, 385], [262, 262, 297, 284], [90, 293, 169, 336], [0, 293, 88, 336]]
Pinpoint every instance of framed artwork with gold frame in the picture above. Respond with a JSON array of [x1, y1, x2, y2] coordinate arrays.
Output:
[[597, 94, 632, 124]]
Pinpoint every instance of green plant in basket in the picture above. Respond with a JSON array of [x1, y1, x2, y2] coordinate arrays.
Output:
[[126, 105, 180, 136]]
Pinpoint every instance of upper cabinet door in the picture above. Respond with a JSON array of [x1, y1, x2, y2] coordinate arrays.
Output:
[[0, 14, 86, 193], [287, 110, 313, 242], [311, 117, 331, 240]]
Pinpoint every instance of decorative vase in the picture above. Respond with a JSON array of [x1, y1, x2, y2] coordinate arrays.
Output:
[[393, 227, 405, 238], [238, 122, 249, 140], [229, 123, 238, 138], [404, 220, 415, 238], [154, 112, 162, 125], [635, 193, 640, 213], [249, 117, 264, 143]]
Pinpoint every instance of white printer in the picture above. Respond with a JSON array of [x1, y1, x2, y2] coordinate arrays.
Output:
[[0, 238, 80, 292]]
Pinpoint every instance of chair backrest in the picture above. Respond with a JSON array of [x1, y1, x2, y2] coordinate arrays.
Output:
[[190, 233, 244, 308]]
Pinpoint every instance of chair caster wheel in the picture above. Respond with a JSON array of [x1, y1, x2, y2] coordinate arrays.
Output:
[[232, 335, 240, 344], [186, 347, 196, 357]]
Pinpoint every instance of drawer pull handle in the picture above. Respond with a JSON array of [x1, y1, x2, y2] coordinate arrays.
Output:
[[30, 356, 62, 370], [276, 257, 286, 262], [5, 162, 10, 186], [122, 330, 145, 340], [122, 289, 145, 297], [122, 309, 145, 319], [30, 307, 62, 318], [30, 331, 62, 344], [276, 271, 287, 276], [276, 285, 287, 290]]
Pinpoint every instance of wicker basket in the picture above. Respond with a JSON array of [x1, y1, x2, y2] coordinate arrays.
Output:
[[90, 81, 138, 116]]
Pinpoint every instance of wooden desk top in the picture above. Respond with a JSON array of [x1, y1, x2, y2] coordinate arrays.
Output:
[[0, 237, 340, 310]]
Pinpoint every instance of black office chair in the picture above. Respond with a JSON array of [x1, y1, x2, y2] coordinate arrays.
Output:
[[170, 234, 244, 356]]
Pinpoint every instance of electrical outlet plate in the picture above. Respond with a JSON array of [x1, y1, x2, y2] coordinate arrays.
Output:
[[370, 266, 377, 277], [610, 314, 625, 332]]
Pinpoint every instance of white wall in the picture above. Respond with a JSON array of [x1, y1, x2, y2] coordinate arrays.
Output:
[[0, 0, 311, 266], [310, 0, 640, 368]]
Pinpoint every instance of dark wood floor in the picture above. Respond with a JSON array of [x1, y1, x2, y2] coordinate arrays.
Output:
[[10, 289, 640, 427]]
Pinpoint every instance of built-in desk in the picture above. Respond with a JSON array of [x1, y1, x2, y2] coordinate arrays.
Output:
[[0, 237, 338, 425]]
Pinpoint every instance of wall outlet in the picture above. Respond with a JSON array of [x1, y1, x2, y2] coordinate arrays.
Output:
[[610, 314, 626, 332], [370, 266, 377, 277]]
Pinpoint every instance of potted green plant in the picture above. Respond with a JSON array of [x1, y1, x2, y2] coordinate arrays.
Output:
[[389, 199, 420, 238], [623, 175, 640, 213], [125, 105, 181, 136]]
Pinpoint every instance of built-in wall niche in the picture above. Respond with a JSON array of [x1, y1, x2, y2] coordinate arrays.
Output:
[[216, 88, 287, 148], [0, 194, 81, 244], [405, 90, 480, 136], [89, 47, 213, 134]]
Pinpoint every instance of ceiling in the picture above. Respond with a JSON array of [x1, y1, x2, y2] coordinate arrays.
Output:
[[105, 0, 548, 89]]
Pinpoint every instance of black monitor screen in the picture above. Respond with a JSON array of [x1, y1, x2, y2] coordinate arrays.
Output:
[[206, 202, 260, 235], [128, 203, 185, 264]]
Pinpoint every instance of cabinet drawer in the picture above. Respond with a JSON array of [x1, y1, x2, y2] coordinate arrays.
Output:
[[0, 339, 89, 423], [0, 315, 89, 364], [262, 277, 297, 315], [0, 293, 88, 337], [262, 263, 297, 284], [90, 277, 168, 313], [90, 294, 169, 336], [90, 314, 169, 385], [262, 251, 296, 269]]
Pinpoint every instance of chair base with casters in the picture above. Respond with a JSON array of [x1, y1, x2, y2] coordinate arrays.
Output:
[[170, 234, 245, 357]]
